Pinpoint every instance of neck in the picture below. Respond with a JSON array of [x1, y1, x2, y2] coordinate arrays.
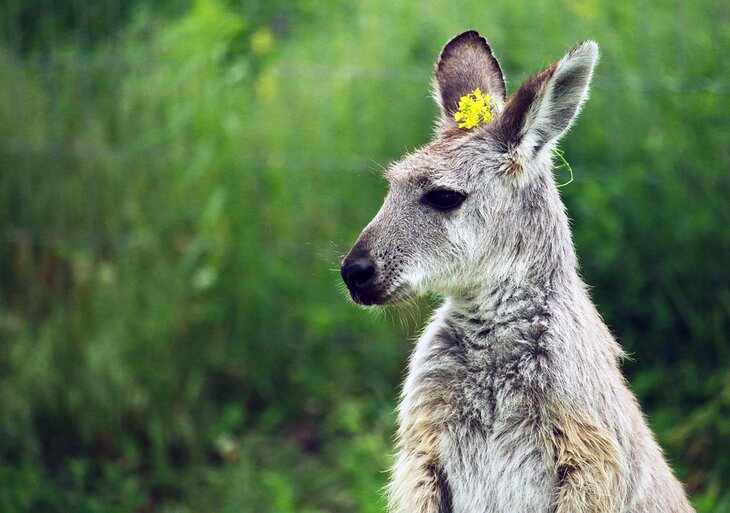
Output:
[[445, 185, 585, 354], [447, 270, 561, 344]]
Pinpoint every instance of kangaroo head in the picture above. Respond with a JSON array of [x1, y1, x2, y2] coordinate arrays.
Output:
[[341, 31, 598, 305]]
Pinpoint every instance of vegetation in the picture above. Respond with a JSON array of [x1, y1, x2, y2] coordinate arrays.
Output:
[[0, 0, 728, 511]]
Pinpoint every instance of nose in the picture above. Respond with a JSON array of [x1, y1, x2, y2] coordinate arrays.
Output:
[[341, 255, 376, 293]]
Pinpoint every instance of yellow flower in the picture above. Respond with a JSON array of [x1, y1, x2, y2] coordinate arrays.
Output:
[[454, 88, 494, 129]]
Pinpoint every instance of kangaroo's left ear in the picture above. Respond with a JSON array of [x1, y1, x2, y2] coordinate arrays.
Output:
[[496, 41, 598, 171], [434, 31, 506, 128]]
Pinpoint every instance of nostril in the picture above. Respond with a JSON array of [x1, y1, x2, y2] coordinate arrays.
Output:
[[354, 262, 375, 287], [341, 257, 377, 291]]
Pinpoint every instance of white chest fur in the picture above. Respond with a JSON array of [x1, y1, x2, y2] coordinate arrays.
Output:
[[397, 302, 555, 513]]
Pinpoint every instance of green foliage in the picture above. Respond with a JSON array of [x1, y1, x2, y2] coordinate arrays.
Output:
[[0, 0, 728, 511]]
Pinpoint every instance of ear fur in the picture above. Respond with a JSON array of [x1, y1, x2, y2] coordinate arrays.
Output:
[[434, 31, 506, 128], [497, 41, 598, 170]]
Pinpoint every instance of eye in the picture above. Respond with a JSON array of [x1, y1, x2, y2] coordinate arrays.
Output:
[[421, 189, 467, 211]]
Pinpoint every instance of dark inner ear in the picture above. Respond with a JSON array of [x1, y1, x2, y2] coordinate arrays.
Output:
[[436, 31, 506, 118], [547, 62, 593, 136], [494, 65, 556, 150]]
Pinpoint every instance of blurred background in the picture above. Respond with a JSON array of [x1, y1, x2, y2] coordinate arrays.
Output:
[[0, 0, 728, 511]]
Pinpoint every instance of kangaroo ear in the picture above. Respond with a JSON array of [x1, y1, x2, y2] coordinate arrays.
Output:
[[434, 31, 506, 127], [497, 41, 598, 169]]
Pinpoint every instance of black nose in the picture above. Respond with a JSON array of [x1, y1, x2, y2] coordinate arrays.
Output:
[[341, 256, 376, 292]]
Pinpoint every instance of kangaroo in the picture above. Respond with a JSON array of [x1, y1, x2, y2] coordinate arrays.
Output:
[[340, 31, 694, 513]]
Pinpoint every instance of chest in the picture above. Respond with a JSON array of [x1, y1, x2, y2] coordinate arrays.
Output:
[[399, 312, 557, 512], [437, 416, 555, 513], [402, 309, 547, 429]]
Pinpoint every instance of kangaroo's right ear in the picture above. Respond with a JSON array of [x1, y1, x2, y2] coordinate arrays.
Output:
[[434, 31, 506, 129]]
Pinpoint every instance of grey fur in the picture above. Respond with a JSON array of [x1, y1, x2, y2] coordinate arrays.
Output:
[[341, 31, 694, 513]]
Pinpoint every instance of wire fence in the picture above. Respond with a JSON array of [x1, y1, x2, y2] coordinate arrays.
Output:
[[1, 1, 729, 289]]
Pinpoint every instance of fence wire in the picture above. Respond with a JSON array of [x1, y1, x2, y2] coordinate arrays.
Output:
[[1, 1, 729, 305]]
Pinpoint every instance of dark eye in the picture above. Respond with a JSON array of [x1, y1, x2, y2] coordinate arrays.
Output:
[[421, 189, 467, 211]]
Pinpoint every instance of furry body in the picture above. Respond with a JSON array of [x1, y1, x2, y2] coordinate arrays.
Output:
[[341, 31, 694, 513], [396, 288, 690, 512]]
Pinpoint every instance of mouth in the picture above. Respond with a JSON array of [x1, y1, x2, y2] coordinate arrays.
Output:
[[349, 283, 411, 306], [348, 286, 385, 306]]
